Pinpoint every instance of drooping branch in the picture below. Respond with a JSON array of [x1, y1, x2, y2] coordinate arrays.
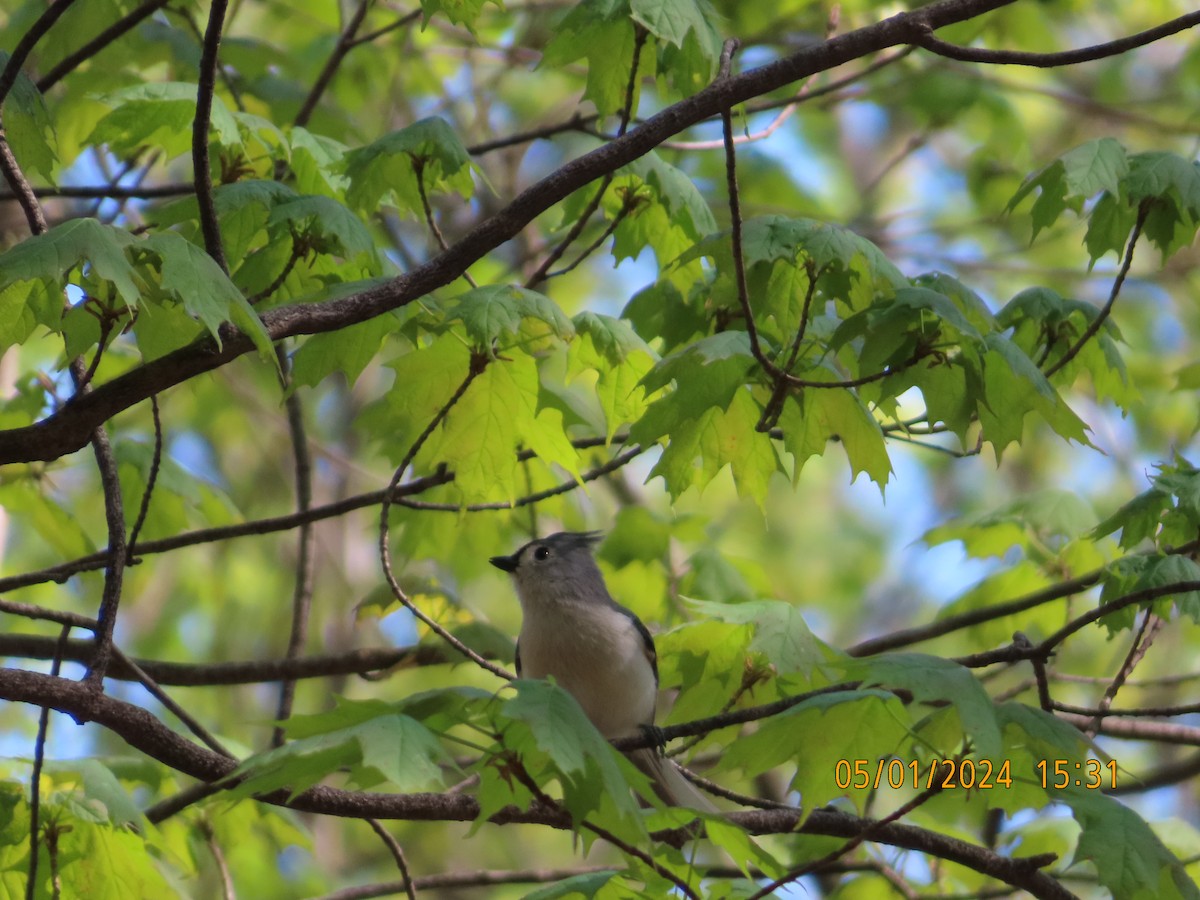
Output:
[[912, 11, 1200, 68]]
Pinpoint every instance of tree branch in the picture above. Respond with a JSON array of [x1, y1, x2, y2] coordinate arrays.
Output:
[[193, 0, 231, 271], [35, 0, 172, 92], [0, 0, 1021, 466], [0, 666, 1137, 897], [0, 635, 454, 686], [0, 0, 77, 106], [293, 0, 378, 128], [0, 470, 457, 595], [912, 11, 1200, 68], [271, 351, 317, 747], [1044, 200, 1148, 378], [378, 355, 514, 681]]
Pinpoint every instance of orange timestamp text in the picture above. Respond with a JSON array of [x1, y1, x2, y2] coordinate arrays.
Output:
[[834, 758, 1118, 791], [835, 758, 1013, 790]]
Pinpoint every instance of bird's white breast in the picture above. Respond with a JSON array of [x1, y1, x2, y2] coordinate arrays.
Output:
[[518, 602, 657, 740]]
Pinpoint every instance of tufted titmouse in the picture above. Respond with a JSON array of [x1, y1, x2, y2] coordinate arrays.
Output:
[[490, 531, 714, 810]]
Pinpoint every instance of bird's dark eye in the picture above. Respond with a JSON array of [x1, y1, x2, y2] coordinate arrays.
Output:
[[533, 545, 551, 561]]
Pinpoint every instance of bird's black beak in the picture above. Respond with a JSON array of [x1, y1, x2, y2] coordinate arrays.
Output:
[[490, 553, 518, 573]]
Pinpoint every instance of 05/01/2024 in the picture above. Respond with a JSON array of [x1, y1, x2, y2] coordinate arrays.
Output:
[[833, 758, 1118, 791]]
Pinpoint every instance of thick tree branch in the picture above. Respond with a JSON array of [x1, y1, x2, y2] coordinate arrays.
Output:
[[0, 0, 1019, 466], [0, 666, 1071, 898]]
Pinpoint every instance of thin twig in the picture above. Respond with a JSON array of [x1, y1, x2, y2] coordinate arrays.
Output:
[[0, 183, 194, 201], [367, 819, 417, 900], [662, 101, 799, 151], [1044, 201, 1148, 377], [0, 635, 453, 686], [1, 471, 457, 594], [74, 357, 127, 688], [847, 566, 1106, 657], [295, 1, 384, 128], [72, 318, 114, 394], [378, 356, 513, 680], [247, 244, 304, 304], [193, 0, 231, 272], [112, 648, 233, 757], [758, 260, 820, 430], [1038, 580, 1200, 656], [545, 190, 639, 279], [467, 113, 597, 155], [0, 0, 77, 105], [309, 865, 614, 900], [506, 755, 700, 899], [719, 36, 796, 397], [127, 396, 163, 552], [144, 781, 226, 824], [0, 601, 96, 631], [272, 350, 318, 748], [396, 445, 643, 511], [36, 0, 172, 91], [1085, 611, 1163, 738], [523, 26, 648, 288], [348, 10, 424, 49], [1022, 632, 1054, 713], [199, 819, 236, 900], [26, 626, 70, 900], [415, 157, 477, 287]]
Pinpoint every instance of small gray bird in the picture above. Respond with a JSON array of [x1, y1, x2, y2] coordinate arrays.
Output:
[[490, 531, 713, 810]]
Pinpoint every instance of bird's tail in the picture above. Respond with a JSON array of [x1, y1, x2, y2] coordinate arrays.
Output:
[[627, 747, 717, 812]]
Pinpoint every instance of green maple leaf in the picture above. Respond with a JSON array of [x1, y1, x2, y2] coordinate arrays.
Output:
[[88, 82, 241, 158], [1067, 788, 1200, 900], [416, 353, 581, 503], [776, 389, 892, 488], [436, 284, 575, 354], [140, 232, 273, 358], [344, 117, 475, 213], [843, 653, 1001, 758]]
